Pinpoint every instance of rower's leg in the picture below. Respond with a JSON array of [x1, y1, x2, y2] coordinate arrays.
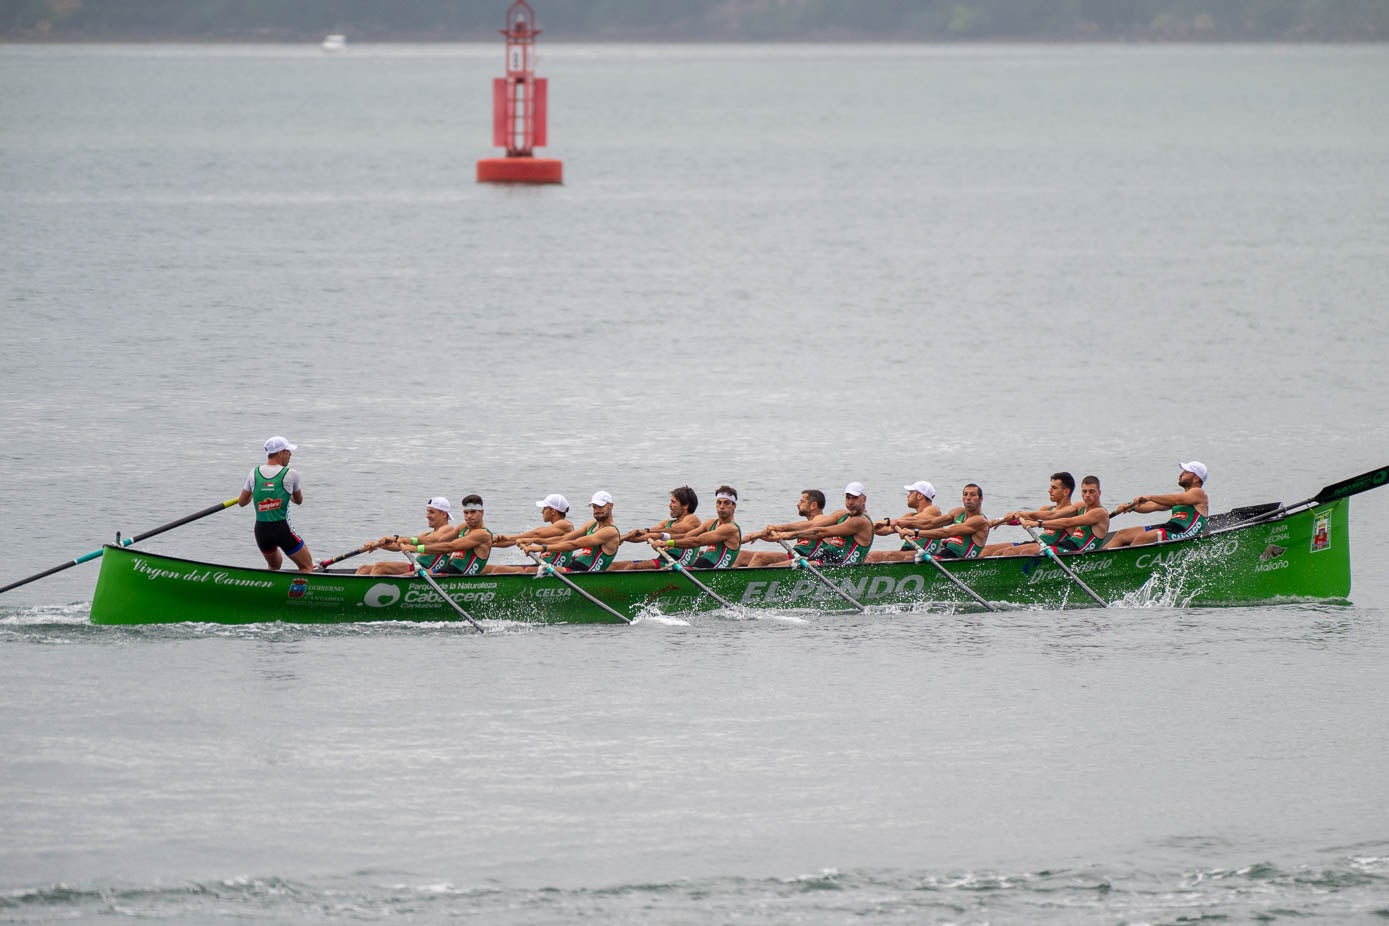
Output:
[[288, 546, 315, 573], [261, 549, 284, 570], [368, 561, 414, 576], [1103, 525, 1144, 549], [866, 549, 916, 563]]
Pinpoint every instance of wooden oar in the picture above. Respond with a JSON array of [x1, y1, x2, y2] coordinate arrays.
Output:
[[654, 546, 737, 610], [399, 550, 484, 633], [775, 540, 865, 612], [899, 534, 998, 612], [0, 497, 239, 596], [525, 551, 632, 624], [316, 545, 370, 572], [1211, 463, 1389, 532], [1021, 525, 1108, 607]]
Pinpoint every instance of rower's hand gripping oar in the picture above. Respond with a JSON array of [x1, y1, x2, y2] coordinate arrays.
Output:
[[0, 497, 239, 596], [653, 545, 738, 611], [774, 539, 865, 612], [899, 534, 999, 612], [524, 550, 632, 624], [1020, 524, 1108, 607], [398, 550, 484, 633]]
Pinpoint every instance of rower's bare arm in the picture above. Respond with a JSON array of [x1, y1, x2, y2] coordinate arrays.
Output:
[[916, 515, 986, 541], [1028, 508, 1107, 530], [894, 510, 950, 531], [1134, 487, 1208, 511], [537, 524, 620, 555], [808, 515, 869, 540], [237, 490, 252, 507], [419, 531, 486, 555], [500, 521, 573, 546]]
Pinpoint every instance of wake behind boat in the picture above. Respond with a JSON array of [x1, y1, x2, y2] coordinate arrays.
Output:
[[89, 496, 1356, 625]]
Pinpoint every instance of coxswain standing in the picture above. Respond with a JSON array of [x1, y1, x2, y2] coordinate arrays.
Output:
[[238, 436, 314, 572]]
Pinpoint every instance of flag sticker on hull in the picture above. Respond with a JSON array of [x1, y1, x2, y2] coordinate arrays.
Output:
[[1311, 512, 1331, 552]]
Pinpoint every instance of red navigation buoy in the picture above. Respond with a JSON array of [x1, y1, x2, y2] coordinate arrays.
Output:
[[476, 1, 562, 185]]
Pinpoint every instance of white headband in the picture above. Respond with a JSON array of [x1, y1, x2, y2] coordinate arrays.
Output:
[[461, 503, 484, 512], [715, 492, 737, 503]]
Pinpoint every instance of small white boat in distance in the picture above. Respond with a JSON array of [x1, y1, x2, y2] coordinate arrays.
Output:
[[322, 34, 346, 52]]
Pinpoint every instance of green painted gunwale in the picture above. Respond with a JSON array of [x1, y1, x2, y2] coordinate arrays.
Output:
[[89, 500, 1352, 625]]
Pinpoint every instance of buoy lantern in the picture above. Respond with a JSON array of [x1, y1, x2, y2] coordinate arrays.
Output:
[[477, 0, 563, 184]]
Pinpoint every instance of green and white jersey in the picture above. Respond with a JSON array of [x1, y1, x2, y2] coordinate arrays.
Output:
[[246, 464, 300, 523]]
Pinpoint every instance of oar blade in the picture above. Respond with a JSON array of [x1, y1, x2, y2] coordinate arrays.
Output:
[[1314, 465, 1389, 504]]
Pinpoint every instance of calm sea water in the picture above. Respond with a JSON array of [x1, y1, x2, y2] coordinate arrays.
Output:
[[2, 42, 1389, 923]]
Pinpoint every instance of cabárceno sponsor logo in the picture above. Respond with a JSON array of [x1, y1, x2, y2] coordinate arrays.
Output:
[[403, 586, 497, 606]]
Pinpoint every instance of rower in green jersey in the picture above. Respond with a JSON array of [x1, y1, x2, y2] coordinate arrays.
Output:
[[487, 493, 575, 574], [737, 489, 833, 567], [1104, 461, 1210, 549], [520, 490, 622, 573], [236, 435, 314, 572], [354, 496, 461, 576], [412, 494, 492, 574], [767, 482, 875, 568], [609, 486, 702, 571], [1019, 476, 1110, 554], [867, 480, 943, 563], [982, 472, 1079, 557], [654, 486, 742, 569], [899, 483, 991, 560]]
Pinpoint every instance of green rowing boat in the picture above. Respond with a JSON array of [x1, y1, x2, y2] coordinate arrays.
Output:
[[89, 498, 1356, 624]]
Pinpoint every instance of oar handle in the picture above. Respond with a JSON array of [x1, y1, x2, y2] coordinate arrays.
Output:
[[130, 498, 240, 544], [316, 545, 369, 571], [775, 539, 865, 612]]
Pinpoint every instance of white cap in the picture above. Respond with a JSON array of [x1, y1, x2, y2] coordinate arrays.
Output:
[[1179, 461, 1208, 484], [904, 480, 936, 500], [844, 482, 866, 497], [426, 497, 451, 514], [590, 490, 614, 507], [535, 493, 570, 513], [264, 436, 297, 455]]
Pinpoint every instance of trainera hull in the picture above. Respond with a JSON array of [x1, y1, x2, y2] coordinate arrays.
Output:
[[89, 500, 1351, 625]]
